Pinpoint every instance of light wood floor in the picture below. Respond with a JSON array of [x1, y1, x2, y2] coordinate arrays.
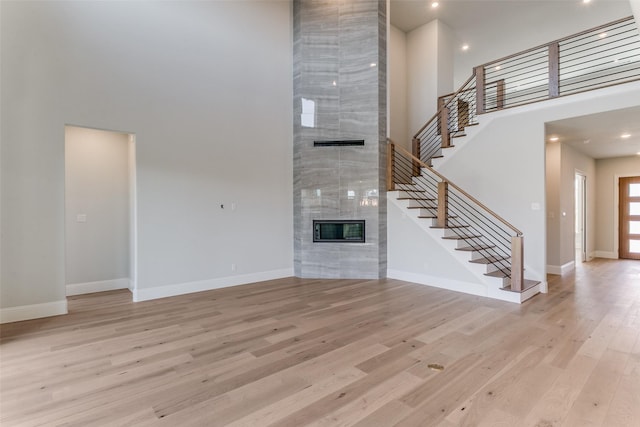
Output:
[[1, 259, 640, 426]]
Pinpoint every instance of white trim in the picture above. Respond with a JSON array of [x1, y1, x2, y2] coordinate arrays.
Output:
[[387, 269, 534, 304], [129, 134, 138, 295], [388, 269, 487, 297], [575, 169, 588, 264], [132, 268, 294, 302], [66, 278, 130, 296], [538, 280, 549, 294], [594, 251, 617, 259], [546, 261, 575, 275], [0, 300, 68, 324]]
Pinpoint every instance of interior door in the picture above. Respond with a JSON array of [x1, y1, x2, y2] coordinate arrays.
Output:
[[619, 176, 640, 260]]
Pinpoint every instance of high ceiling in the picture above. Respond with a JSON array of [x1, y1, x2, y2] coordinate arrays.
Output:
[[546, 107, 640, 159], [390, 0, 632, 35], [390, 0, 640, 159]]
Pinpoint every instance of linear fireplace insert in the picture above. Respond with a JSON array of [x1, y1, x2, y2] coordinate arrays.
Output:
[[313, 220, 365, 243]]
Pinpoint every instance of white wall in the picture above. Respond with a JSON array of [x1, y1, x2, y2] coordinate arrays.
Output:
[[631, 0, 640, 32], [389, 25, 408, 151], [559, 143, 596, 266], [387, 200, 484, 290], [406, 20, 455, 137], [1, 1, 293, 321], [65, 126, 130, 289], [436, 81, 640, 284], [436, 21, 455, 98], [595, 156, 640, 258]]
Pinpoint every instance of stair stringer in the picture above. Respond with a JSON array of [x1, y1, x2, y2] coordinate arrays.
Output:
[[388, 194, 532, 303]]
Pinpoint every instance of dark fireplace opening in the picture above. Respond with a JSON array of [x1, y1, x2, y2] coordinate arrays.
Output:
[[313, 220, 365, 243]]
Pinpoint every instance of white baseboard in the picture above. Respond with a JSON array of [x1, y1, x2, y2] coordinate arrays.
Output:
[[387, 269, 488, 298], [594, 251, 617, 259], [0, 300, 68, 324], [547, 261, 575, 275], [132, 268, 294, 302], [66, 278, 131, 296]]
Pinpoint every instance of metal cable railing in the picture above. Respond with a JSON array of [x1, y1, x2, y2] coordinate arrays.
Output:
[[477, 16, 640, 112], [387, 141, 524, 287], [559, 19, 640, 95], [411, 16, 640, 167], [413, 75, 477, 166]]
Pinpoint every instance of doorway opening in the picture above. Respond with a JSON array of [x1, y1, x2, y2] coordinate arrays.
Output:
[[575, 172, 587, 263], [619, 176, 640, 260], [64, 126, 137, 297]]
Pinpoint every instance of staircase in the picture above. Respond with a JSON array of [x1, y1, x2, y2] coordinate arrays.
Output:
[[387, 142, 541, 303], [387, 16, 640, 303]]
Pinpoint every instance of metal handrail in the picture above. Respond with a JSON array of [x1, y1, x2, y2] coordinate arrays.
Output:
[[479, 16, 635, 69]]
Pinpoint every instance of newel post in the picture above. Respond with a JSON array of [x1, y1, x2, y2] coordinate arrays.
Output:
[[549, 42, 560, 98], [474, 65, 485, 115], [387, 143, 395, 191], [511, 236, 524, 292], [496, 79, 505, 109], [412, 137, 421, 177], [440, 107, 450, 148], [436, 181, 449, 228]]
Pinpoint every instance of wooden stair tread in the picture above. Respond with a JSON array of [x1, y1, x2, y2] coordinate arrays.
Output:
[[455, 244, 495, 251], [451, 134, 466, 138], [418, 215, 437, 219], [501, 279, 540, 293], [442, 234, 482, 240], [431, 225, 470, 229], [406, 203, 436, 207], [397, 197, 433, 201], [469, 256, 510, 264]]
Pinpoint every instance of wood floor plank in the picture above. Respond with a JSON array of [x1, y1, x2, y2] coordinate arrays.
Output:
[[602, 355, 640, 426], [1, 259, 639, 426], [523, 354, 599, 427], [561, 348, 629, 427]]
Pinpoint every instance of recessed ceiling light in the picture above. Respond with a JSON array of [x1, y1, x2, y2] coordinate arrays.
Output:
[[599, 32, 607, 39], [549, 136, 559, 142], [583, 0, 591, 4], [431, 2, 439, 9], [621, 133, 631, 139], [370, 63, 377, 67], [461, 44, 469, 51], [637, 151, 640, 156], [495, 65, 501, 71]]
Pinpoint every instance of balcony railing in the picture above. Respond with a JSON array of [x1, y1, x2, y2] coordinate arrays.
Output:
[[414, 16, 640, 164]]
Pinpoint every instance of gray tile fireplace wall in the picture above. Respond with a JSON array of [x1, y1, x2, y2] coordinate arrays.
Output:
[[293, 0, 387, 279]]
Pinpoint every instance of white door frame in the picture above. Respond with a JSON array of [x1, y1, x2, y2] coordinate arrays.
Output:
[[574, 170, 587, 263], [64, 125, 137, 297]]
